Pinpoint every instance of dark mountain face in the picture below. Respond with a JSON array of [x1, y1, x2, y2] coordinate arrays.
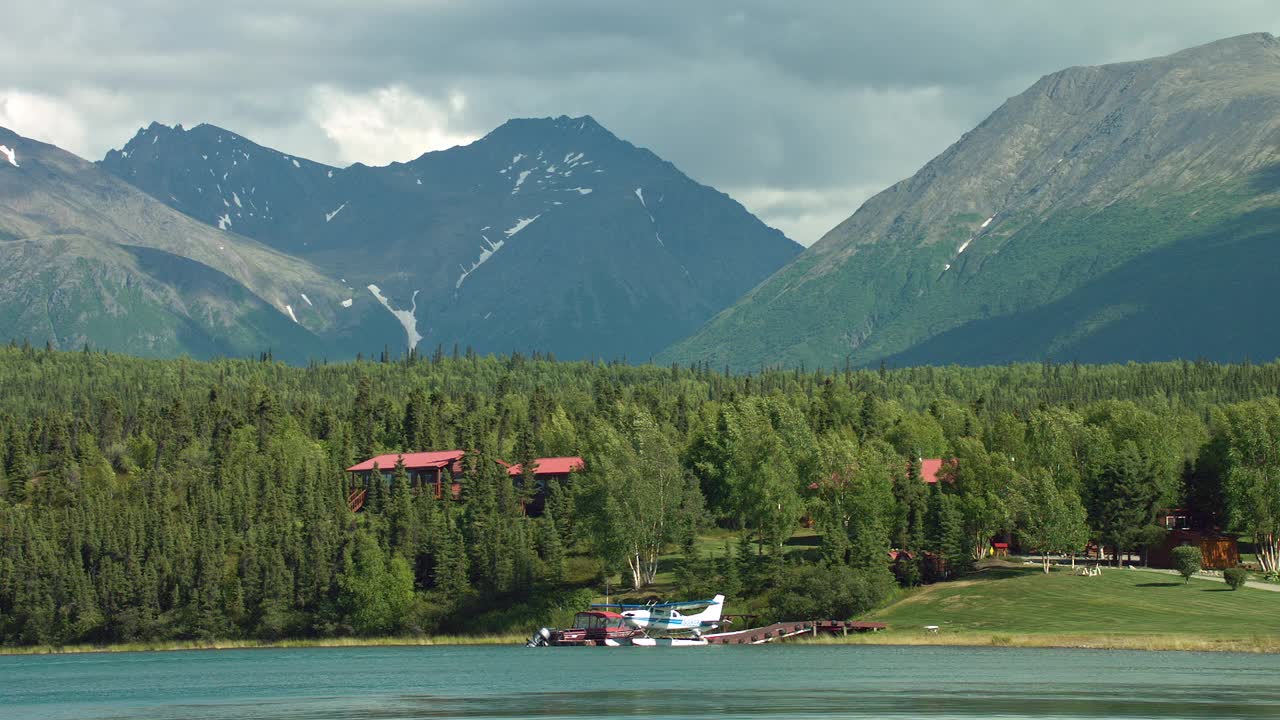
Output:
[[102, 116, 801, 360], [663, 32, 1280, 370], [0, 126, 397, 362]]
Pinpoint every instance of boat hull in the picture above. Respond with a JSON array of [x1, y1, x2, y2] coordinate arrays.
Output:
[[606, 637, 709, 647]]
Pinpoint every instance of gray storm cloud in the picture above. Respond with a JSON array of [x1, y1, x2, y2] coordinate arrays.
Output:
[[3, 1, 1277, 245]]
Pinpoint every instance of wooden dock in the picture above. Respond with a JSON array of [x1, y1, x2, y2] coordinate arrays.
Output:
[[703, 620, 886, 644], [704, 621, 817, 644]]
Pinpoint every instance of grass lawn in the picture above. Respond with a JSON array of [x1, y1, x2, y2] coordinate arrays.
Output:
[[844, 563, 1280, 652]]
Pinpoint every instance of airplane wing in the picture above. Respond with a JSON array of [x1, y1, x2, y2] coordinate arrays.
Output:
[[593, 595, 723, 610], [648, 598, 722, 608]]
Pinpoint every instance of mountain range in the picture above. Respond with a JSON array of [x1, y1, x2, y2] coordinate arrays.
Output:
[[98, 116, 800, 361], [6, 33, 1280, 369], [664, 32, 1280, 369]]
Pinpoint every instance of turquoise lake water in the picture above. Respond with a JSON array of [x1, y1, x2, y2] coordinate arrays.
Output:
[[3, 644, 1279, 719]]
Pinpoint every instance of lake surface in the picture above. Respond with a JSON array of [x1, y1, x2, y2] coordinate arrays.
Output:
[[3, 644, 1279, 719]]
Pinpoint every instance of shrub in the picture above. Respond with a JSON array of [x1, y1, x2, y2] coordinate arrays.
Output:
[[1171, 546, 1202, 583], [767, 562, 893, 621], [1223, 567, 1248, 590]]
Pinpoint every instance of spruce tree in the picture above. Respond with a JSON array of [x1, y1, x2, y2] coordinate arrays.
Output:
[[388, 456, 415, 556], [537, 513, 565, 584]]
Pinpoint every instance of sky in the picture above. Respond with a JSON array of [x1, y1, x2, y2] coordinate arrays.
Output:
[[3, 1, 1278, 246]]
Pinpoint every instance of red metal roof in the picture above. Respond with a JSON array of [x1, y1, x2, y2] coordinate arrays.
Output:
[[346, 450, 465, 473], [920, 458, 956, 484], [504, 456, 585, 476]]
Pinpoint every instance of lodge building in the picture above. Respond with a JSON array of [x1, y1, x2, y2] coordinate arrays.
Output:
[[344, 450, 584, 514]]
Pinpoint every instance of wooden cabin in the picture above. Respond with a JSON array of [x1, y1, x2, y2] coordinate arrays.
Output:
[[346, 450, 466, 500], [499, 456, 585, 515], [1150, 530, 1240, 570], [1146, 507, 1239, 570]]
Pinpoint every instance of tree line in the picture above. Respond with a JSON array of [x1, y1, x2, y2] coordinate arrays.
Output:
[[1, 344, 1278, 646]]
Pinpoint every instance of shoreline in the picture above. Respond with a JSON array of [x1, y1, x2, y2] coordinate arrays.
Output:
[[0, 634, 528, 657], [6, 630, 1279, 657], [793, 631, 1280, 654]]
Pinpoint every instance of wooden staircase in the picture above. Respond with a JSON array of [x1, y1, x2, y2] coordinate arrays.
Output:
[[347, 487, 367, 513]]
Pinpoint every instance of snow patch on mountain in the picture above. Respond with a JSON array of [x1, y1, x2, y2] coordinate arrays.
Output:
[[217, 214, 232, 230], [341, 298, 354, 308], [232, 192, 242, 208], [300, 293, 313, 307], [2, 144, 21, 167], [325, 203, 347, 222], [504, 215, 541, 237], [285, 304, 298, 323], [634, 188, 646, 207], [367, 284, 422, 349], [566, 187, 593, 195], [456, 235, 507, 289], [513, 169, 532, 193], [981, 215, 995, 229]]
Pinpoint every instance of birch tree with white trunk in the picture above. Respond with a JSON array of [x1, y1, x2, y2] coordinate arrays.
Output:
[[1217, 401, 1280, 574], [579, 411, 702, 589]]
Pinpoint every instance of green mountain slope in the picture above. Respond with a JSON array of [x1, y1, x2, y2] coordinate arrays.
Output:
[[663, 33, 1280, 370], [0, 128, 397, 361]]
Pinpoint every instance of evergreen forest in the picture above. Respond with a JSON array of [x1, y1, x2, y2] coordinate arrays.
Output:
[[2, 343, 1280, 647]]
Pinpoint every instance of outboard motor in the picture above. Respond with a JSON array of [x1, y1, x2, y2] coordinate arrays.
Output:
[[527, 627, 551, 647]]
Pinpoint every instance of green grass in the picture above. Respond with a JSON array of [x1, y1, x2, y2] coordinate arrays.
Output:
[[863, 564, 1280, 642]]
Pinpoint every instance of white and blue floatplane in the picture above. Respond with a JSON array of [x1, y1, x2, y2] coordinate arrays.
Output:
[[528, 595, 725, 647]]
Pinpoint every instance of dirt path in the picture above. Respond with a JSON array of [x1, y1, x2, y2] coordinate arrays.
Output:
[[1131, 566, 1280, 592]]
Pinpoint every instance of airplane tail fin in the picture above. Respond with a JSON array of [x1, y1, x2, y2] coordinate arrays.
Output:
[[700, 594, 726, 623]]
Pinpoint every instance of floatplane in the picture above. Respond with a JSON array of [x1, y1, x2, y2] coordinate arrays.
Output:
[[528, 595, 726, 647]]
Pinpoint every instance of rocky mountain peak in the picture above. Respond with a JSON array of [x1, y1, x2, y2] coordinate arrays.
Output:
[[97, 114, 798, 361]]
